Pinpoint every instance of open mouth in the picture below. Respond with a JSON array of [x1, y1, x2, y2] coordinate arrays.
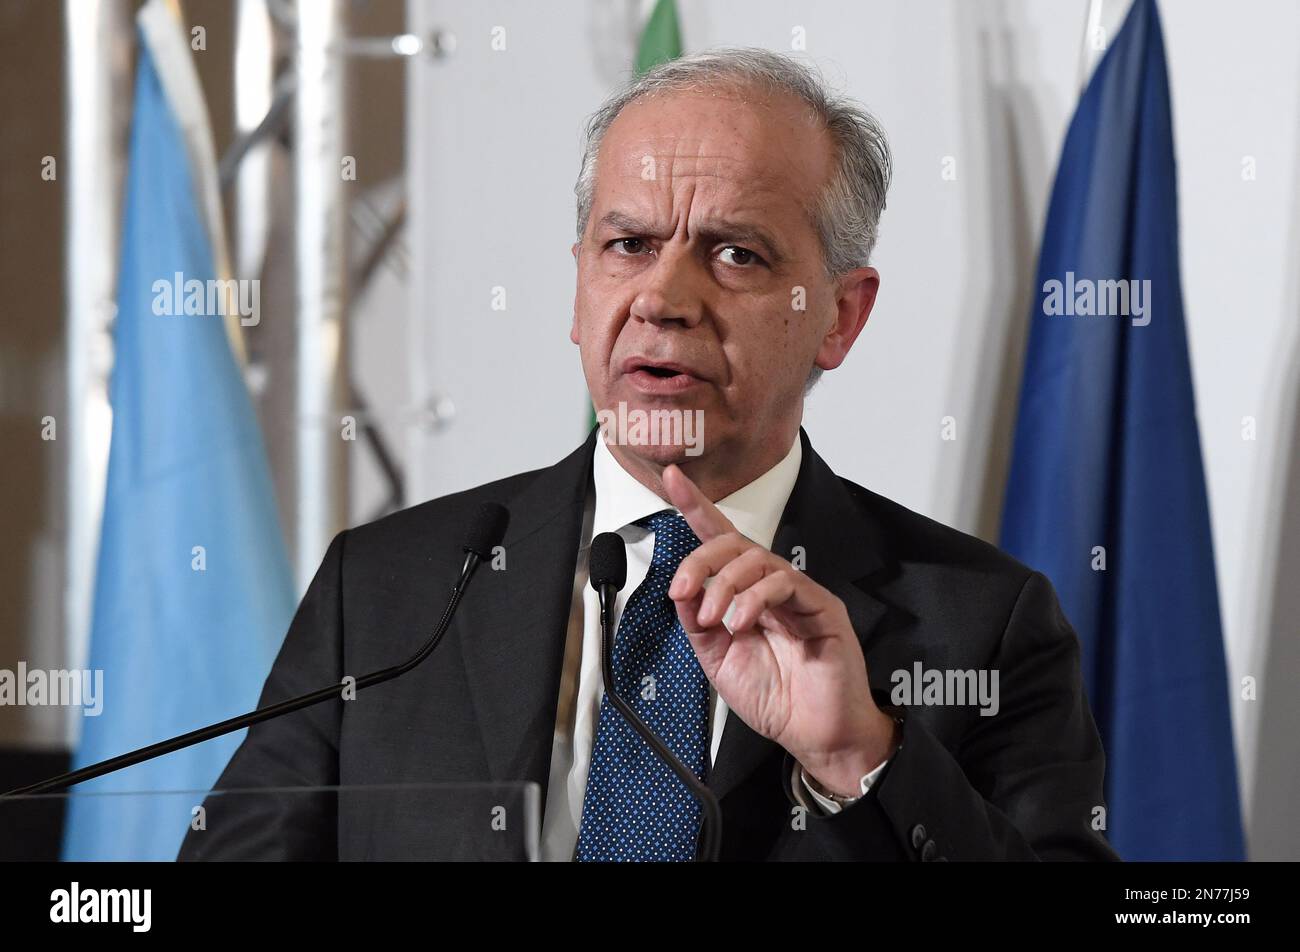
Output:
[[640, 365, 681, 379], [621, 357, 704, 393]]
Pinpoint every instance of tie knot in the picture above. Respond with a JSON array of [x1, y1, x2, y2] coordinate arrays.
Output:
[[636, 510, 701, 574]]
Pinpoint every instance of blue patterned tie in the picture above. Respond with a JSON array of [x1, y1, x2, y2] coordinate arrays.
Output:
[[576, 510, 708, 862]]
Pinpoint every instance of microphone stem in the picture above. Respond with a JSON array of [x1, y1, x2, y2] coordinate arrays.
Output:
[[597, 582, 723, 862], [1, 553, 486, 798]]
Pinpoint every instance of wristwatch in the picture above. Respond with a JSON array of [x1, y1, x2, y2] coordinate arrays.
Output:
[[804, 769, 868, 806]]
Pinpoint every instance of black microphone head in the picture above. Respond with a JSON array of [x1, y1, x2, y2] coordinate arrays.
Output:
[[589, 532, 628, 593], [464, 503, 510, 560]]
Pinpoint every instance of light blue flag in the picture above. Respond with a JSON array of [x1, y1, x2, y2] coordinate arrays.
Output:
[[62, 12, 294, 860]]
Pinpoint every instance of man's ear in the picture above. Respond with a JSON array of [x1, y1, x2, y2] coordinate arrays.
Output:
[[814, 266, 879, 372], [570, 243, 581, 344]]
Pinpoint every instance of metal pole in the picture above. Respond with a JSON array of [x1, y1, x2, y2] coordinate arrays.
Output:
[[233, 0, 276, 279], [293, 0, 349, 590], [63, 0, 131, 745], [1078, 0, 1107, 91]]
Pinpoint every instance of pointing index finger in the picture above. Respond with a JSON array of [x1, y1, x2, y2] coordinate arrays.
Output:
[[662, 464, 735, 543]]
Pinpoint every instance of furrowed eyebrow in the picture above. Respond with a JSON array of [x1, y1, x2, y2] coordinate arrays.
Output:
[[596, 211, 668, 239], [595, 211, 786, 265]]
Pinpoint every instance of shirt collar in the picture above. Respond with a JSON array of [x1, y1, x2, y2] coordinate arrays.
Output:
[[592, 433, 803, 550]]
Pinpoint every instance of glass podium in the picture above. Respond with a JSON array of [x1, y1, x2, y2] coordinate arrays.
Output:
[[0, 782, 541, 861]]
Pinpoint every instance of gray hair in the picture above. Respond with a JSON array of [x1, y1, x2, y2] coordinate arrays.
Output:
[[574, 47, 892, 278]]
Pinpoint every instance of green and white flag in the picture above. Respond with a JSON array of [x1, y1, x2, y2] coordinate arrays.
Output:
[[636, 0, 684, 73]]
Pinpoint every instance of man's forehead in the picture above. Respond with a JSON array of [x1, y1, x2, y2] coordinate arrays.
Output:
[[602, 136, 788, 191], [597, 88, 829, 191]]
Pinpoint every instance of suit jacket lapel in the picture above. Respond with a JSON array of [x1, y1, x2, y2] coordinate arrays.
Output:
[[708, 428, 894, 802], [456, 430, 597, 807]]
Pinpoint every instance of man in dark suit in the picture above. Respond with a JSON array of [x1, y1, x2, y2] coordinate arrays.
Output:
[[180, 47, 1117, 862]]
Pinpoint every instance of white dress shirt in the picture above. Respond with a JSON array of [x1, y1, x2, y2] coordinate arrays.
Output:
[[538, 433, 885, 860]]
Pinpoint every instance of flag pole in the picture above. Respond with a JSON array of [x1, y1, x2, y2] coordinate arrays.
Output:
[[1078, 0, 1106, 91], [62, 0, 132, 746], [293, 0, 351, 591]]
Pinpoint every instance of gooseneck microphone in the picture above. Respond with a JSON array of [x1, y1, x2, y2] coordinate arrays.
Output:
[[588, 531, 723, 863], [2, 502, 511, 798]]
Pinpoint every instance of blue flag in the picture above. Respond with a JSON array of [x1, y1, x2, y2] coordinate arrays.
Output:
[[1000, 0, 1244, 860], [62, 7, 294, 860]]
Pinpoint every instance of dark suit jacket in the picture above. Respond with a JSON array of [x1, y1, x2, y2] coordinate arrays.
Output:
[[179, 428, 1119, 861]]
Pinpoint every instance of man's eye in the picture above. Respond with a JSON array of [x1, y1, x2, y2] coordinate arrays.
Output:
[[718, 245, 762, 267], [610, 238, 650, 255]]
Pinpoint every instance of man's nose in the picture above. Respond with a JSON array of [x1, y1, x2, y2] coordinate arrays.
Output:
[[629, 245, 704, 329]]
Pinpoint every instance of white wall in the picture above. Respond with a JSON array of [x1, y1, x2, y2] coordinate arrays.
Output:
[[400, 0, 1300, 857]]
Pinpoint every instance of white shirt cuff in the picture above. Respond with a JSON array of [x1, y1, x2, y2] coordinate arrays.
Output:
[[792, 757, 891, 815]]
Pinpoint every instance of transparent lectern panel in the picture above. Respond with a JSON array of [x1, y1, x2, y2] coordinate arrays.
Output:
[[0, 783, 541, 862]]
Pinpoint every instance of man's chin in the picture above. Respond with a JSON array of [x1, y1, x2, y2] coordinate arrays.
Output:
[[609, 441, 696, 470], [594, 397, 710, 465]]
